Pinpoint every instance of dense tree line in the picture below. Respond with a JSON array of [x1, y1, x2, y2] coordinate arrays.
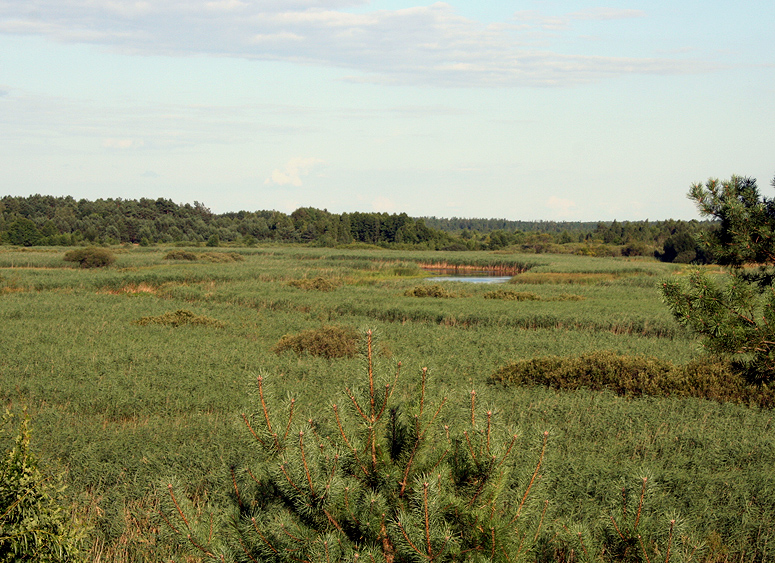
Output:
[[0, 194, 713, 260], [0, 196, 456, 249]]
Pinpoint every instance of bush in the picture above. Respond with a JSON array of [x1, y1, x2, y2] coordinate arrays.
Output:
[[198, 252, 243, 263], [133, 310, 226, 328], [163, 250, 198, 261], [0, 410, 87, 562], [63, 247, 115, 268], [491, 351, 775, 407], [483, 289, 540, 301], [404, 284, 457, 298], [286, 276, 340, 291], [273, 325, 360, 358]]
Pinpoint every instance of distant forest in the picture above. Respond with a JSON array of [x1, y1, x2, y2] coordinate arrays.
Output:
[[0, 195, 713, 262]]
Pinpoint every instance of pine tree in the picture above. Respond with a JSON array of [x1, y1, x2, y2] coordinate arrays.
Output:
[[0, 410, 87, 562], [661, 174, 775, 382], [162, 330, 549, 562]]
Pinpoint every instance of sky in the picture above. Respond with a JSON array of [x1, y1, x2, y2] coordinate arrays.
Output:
[[0, 1, 773, 221]]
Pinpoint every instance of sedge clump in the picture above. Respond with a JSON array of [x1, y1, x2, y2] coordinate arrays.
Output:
[[133, 309, 226, 328], [273, 325, 360, 359], [404, 284, 457, 298], [164, 250, 198, 261], [286, 276, 340, 292]]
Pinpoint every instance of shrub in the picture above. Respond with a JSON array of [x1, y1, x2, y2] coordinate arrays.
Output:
[[286, 276, 340, 291], [491, 351, 775, 407], [0, 410, 87, 562], [163, 250, 198, 261], [273, 325, 360, 358], [404, 284, 457, 298], [63, 247, 115, 268], [206, 234, 220, 247], [198, 252, 243, 263], [483, 289, 541, 301], [133, 310, 226, 328]]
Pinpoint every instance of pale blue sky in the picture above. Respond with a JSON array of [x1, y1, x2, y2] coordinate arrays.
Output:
[[1, 0, 773, 220]]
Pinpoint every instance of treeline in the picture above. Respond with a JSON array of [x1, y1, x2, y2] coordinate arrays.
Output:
[[0, 195, 456, 249], [0, 195, 713, 261]]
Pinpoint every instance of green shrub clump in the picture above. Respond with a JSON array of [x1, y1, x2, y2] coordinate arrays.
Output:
[[133, 309, 226, 328], [198, 252, 244, 263], [491, 351, 775, 407], [484, 289, 540, 301], [163, 250, 198, 261], [404, 284, 457, 298], [273, 325, 360, 358], [286, 276, 340, 291], [63, 247, 115, 268]]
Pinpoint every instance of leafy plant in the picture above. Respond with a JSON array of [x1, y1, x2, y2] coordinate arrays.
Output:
[[0, 410, 87, 562], [63, 247, 115, 268], [163, 331, 549, 562]]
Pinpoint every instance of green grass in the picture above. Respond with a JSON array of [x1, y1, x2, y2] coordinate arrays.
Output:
[[1, 245, 772, 561]]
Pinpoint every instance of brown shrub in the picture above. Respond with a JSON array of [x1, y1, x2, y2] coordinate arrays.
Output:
[[273, 325, 360, 359]]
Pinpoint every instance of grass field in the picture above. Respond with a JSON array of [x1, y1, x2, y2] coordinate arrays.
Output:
[[1, 246, 773, 562]]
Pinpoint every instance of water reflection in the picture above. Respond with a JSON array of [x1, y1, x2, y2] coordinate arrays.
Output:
[[425, 275, 511, 284]]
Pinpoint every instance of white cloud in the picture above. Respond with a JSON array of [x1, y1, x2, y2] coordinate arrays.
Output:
[[102, 138, 144, 149], [546, 195, 576, 216], [0, 1, 712, 87], [371, 196, 395, 213], [265, 157, 324, 187]]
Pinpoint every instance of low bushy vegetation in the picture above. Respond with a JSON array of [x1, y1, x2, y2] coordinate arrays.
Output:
[[404, 283, 458, 298], [484, 289, 541, 301], [273, 325, 360, 358], [63, 247, 115, 268], [163, 250, 197, 261], [286, 276, 340, 291], [491, 350, 775, 407], [198, 251, 244, 263], [133, 309, 226, 328]]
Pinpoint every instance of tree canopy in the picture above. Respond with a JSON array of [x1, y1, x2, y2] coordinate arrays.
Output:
[[661, 174, 775, 382]]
